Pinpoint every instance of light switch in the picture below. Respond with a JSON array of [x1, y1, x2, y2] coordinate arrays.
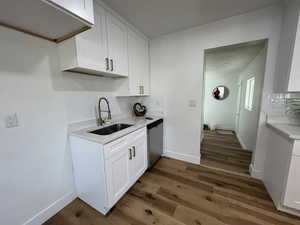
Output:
[[189, 100, 197, 108], [5, 113, 19, 128]]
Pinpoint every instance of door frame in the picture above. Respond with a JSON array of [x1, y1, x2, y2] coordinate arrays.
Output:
[[235, 81, 242, 133], [200, 38, 269, 177]]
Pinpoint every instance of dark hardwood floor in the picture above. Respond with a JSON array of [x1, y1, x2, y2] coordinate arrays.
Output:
[[44, 157, 300, 225], [201, 130, 253, 175]]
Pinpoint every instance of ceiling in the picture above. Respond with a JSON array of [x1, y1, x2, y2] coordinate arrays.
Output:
[[205, 40, 267, 77], [101, 0, 282, 38]]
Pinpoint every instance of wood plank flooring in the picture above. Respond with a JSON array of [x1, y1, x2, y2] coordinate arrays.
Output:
[[201, 130, 253, 175], [44, 157, 300, 225]]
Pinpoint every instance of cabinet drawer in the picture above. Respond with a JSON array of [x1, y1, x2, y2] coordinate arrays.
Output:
[[103, 127, 146, 159], [104, 136, 128, 159], [283, 155, 300, 210], [126, 127, 146, 141]]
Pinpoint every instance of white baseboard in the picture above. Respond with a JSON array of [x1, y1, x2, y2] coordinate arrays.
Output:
[[236, 133, 247, 150], [278, 204, 300, 217], [23, 192, 77, 225], [249, 163, 263, 179], [163, 151, 200, 165]]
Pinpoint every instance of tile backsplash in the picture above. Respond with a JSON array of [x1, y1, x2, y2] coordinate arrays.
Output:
[[269, 93, 300, 122]]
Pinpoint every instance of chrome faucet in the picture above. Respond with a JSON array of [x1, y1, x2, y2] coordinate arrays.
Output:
[[97, 97, 112, 126]]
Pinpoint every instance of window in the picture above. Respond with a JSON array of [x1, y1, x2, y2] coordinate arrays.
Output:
[[245, 77, 255, 111]]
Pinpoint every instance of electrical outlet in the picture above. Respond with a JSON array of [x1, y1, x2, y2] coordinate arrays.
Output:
[[5, 113, 19, 128]]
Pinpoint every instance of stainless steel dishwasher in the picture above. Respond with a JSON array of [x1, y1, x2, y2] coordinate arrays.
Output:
[[147, 119, 164, 168]]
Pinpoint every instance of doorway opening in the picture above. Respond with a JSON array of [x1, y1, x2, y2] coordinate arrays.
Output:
[[201, 39, 268, 175]]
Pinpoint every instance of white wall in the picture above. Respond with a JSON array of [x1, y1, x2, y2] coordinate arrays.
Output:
[[150, 4, 283, 169], [203, 72, 239, 130], [0, 27, 135, 225], [236, 47, 267, 150]]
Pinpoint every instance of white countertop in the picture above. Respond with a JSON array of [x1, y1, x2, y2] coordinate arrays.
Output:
[[70, 116, 163, 145], [267, 121, 300, 140]]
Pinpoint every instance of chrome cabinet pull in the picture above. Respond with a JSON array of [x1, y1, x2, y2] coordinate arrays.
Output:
[[129, 148, 132, 160], [105, 58, 109, 71], [132, 146, 136, 157], [110, 59, 114, 71]]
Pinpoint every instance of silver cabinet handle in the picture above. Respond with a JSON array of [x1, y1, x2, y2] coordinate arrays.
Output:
[[139, 86, 142, 95], [141, 86, 144, 95], [132, 146, 136, 157], [105, 58, 109, 71], [110, 59, 114, 71], [129, 148, 132, 160]]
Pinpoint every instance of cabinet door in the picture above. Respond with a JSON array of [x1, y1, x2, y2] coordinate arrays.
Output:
[[76, 3, 108, 71], [128, 29, 143, 95], [128, 29, 150, 95], [283, 155, 300, 210], [141, 40, 150, 95], [105, 143, 131, 207], [129, 130, 148, 184], [44, 0, 94, 24], [106, 13, 128, 77], [288, 17, 300, 92]]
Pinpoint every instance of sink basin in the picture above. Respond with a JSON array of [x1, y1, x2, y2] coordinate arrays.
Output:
[[89, 123, 132, 136]]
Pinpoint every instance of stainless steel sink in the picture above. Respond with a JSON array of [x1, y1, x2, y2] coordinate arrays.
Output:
[[89, 123, 132, 136]]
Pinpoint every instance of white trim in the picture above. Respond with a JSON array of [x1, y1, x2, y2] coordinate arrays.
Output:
[[163, 151, 200, 165], [23, 192, 76, 225], [236, 132, 247, 150], [277, 204, 300, 217], [200, 131, 204, 142], [249, 163, 263, 179]]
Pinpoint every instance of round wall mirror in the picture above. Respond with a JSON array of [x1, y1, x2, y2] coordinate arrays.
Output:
[[212, 86, 229, 100]]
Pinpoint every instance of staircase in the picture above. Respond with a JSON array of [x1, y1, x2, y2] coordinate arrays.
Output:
[[201, 130, 252, 175]]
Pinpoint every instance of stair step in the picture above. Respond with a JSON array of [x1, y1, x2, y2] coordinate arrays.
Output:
[[202, 151, 251, 166], [201, 152, 250, 169], [201, 147, 252, 160], [202, 142, 252, 153]]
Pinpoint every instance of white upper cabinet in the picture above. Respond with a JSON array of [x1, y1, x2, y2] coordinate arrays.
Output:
[[58, 2, 129, 77], [58, 1, 150, 90], [1, 0, 94, 43], [117, 28, 150, 96], [45, 0, 94, 24], [274, 0, 300, 92], [75, 4, 108, 72], [106, 13, 129, 77]]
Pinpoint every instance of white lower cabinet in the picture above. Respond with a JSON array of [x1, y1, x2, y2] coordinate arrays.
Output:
[[70, 127, 147, 215], [264, 126, 300, 216], [128, 130, 148, 185], [105, 137, 131, 207], [283, 155, 300, 210]]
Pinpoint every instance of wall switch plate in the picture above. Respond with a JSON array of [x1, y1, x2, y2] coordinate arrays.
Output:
[[189, 100, 197, 107], [5, 113, 19, 128]]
